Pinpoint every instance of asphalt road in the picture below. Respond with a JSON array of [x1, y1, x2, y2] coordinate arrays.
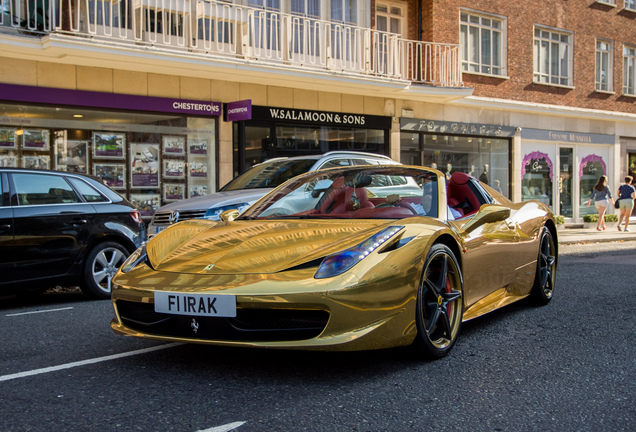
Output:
[[1, 242, 635, 432]]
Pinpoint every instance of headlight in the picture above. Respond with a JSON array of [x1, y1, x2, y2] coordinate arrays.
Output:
[[120, 245, 148, 273], [204, 203, 250, 221], [314, 226, 404, 279]]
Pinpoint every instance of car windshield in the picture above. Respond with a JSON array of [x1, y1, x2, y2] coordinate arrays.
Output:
[[239, 167, 438, 220], [221, 159, 316, 191]]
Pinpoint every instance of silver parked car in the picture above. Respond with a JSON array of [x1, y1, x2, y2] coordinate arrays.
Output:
[[148, 151, 398, 236]]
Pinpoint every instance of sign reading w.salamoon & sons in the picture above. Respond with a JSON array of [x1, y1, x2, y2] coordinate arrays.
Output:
[[252, 106, 392, 129]]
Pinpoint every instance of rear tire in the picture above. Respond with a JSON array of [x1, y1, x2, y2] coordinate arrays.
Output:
[[81, 242, 129, 300], [412, 244, 464, 359], [530, 227, 557, 305]]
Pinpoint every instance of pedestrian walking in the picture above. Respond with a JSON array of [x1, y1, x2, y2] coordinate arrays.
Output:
[[586, 175, 614, 231], [616, 175, 636, 232]]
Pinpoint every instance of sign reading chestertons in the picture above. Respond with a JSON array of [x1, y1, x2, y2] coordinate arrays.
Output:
[[252, 106, 392, 129], [0, 83, 222, 117]]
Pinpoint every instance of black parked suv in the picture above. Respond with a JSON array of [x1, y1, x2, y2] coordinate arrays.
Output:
[[0, 168, 146, 300]]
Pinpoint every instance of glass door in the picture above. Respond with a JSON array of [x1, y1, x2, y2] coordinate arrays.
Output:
[[629, 152, 636, 216], [559, 147, 573, 218]]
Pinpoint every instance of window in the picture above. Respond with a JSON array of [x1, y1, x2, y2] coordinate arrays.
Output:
[[624, 45, 636, 96], [533, 26, 573, 86], [460, 11, 506, 76], [376, 2, 404, 36], [627, 0, 636, 11], [331, 0, 357, 25], [595, 0, 615, 5], [291, 0, 320, 18], [68, 178, 108, 202], [13, 174, 80, 205], [596, 39, 613, 92]]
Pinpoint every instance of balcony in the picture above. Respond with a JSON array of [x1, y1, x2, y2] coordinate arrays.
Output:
[[0, 0, 466, 100]]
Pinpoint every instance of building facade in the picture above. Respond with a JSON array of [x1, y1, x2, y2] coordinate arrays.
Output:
[[1, 0, 635, 222], [410, 0, 636, 222]]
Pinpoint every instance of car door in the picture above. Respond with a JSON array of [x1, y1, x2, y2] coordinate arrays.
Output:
[[448, 177, 520, 309], [10, 172, 97, 282], [0, 172, 15, 283]]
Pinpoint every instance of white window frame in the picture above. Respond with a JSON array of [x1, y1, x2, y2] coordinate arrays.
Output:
[[624, 45, 636, 96], [533, 26, 573, 87], [375, 1, 406, 37], [240, 1, 362, 26], [460, 10, 507, 77], [595, 0, 616, 6], [596, 39, 614, 93], [626, 0, 636, 12]]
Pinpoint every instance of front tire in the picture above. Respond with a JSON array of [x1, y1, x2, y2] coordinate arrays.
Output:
[[412, 244, 464, 359], [81, 242, 129, 300], [530, 227, 557, 305]]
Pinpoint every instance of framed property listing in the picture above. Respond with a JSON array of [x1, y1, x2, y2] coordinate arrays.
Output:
[[163, 159, 185, 179], [162, 135, 186, 156], [0, 128, 17, 148], [0, 155, 17, 167], [56, 140, 88, 173], [93, 132, 125, 158], [94, 163, 126, 189], [163, 183, 185, 201], [130, 143, 160, 188], [23, 129, 50, 151], [23, 155, 50, 169], [130, 192, 161, 218]]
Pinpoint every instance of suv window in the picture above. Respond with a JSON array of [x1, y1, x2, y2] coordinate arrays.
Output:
[[222, 159, 316, 191], [13, 173, 80, 205], [352, 158, 382, 166], [319, 159, 352, 169], [69, 177, 108, 202]]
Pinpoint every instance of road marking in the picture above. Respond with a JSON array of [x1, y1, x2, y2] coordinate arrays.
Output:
[[0, 343, 181, 383], [5, 307, 74, 317], [197, 422, 246, 432]]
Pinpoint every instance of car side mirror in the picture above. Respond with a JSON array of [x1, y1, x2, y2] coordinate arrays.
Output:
[[220, 209, 240, 222], [461, 204, 510, 234]]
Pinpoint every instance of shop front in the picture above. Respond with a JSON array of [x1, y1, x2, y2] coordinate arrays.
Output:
[[399, 118, 516, 198], [520, 129, 616, 222], [0, 83, 219, 220], [232, 106, 392, 176]]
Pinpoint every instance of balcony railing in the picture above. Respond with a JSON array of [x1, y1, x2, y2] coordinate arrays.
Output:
[[0, 0, 463, 87]]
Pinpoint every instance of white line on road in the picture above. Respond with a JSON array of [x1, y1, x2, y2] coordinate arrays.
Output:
[[197, 422, 246, 432], [5, 307, 74, 317], [0, 343, 182, 383]]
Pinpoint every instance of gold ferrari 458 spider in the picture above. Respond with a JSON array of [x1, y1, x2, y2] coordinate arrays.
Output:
[[111, 165, 557, 358]]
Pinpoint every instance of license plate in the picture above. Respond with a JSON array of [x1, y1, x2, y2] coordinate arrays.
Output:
[[153, 226, 166, 235], [154, 292, 236, 317]]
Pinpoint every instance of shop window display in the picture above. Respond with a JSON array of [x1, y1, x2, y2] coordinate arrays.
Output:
[[400, 133, 510, 197], [0, 103, 216, 220], [521, 151, 553, 206], [579, 154, 607, 217]]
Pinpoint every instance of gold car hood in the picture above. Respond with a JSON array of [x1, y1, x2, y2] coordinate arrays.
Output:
[[147, 219, 392, 274]]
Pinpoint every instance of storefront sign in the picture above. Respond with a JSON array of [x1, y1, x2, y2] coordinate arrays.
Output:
[[225, 100, 252, 122], [252, 106, 392, 129], [521, 128, 615, 145], [521, 151, 554, 180], [400, 118, 517, 137], [0, 83, 221, 117], [579, 154, 606, 180]]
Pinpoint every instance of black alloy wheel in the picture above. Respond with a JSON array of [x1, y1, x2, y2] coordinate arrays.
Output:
[[413, 244, 464, 359], [531, 227, 557, 305]]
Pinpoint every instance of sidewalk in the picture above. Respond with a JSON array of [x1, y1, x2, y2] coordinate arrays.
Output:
[[558, 222, 636, 245]]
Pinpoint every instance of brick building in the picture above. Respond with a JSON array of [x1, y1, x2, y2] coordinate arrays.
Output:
[[399, 0, 636, 222], [0, 0, 635, 222]]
